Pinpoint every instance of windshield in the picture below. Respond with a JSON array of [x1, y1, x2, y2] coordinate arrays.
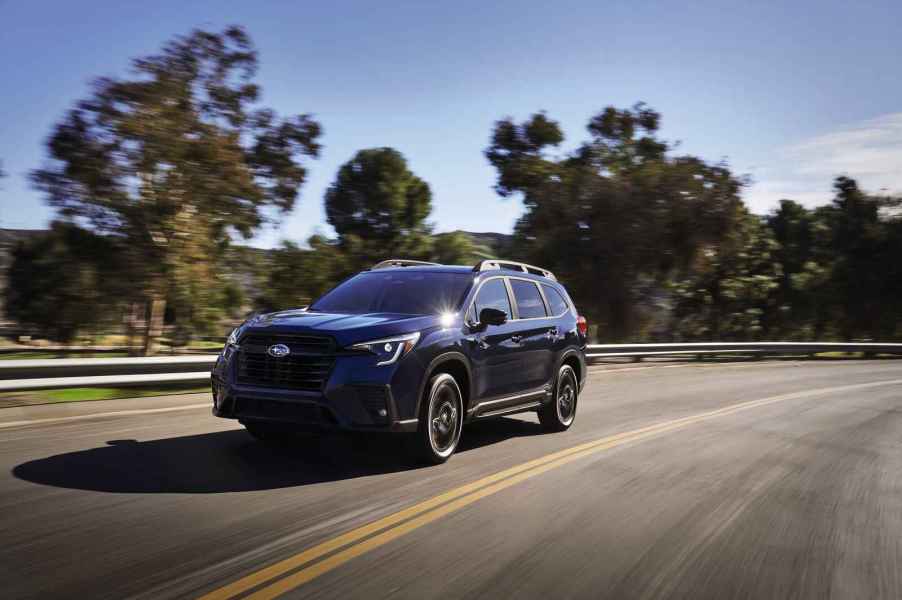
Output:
[[310, 271, 473, 315]]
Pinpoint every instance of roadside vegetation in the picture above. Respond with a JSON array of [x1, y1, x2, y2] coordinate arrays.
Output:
[[0, 385, 209, 408], [4, 26, 902, 354]]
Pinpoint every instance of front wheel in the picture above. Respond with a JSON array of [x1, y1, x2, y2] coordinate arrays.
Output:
[[538, 364, 579, 432], [412, 373, 464, 465]]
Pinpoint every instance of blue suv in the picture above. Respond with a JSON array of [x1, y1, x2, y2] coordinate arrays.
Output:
[[212, 259, 588, 463]]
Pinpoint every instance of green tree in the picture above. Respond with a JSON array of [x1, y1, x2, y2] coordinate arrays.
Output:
[[257, 241, 310, 311], [757, 180, 902, 342], [815, 176, 897, 339], [880, 211, 902, 338], [670, 211, 781, 340], [431, 231, 478, 265], [487, 104, 743, 340], [764, 199, 830, 338], [258, 229, 478, 313], [31, 26, 321, 353], [258, 235, 352, 311], [325, 148, 433, 269], [5, 223, 125, 342], [221, 281, 246, 318]]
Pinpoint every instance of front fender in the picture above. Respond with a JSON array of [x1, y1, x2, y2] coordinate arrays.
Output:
[[412, 351, 474, 421], [557, 347, 587, 392]]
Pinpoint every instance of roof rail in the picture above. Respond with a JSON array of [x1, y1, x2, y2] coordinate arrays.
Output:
[[371, 259, 440, 270], [472, 259, 556, 281]]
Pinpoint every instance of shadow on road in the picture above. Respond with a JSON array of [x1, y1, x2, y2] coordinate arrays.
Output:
[[12, 417, 544, 494]]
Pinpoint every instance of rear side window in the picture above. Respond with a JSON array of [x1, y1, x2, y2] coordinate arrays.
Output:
[[472, 278, 513, 320], [542, 284, 569, 316], [510, 279, 547, 319]]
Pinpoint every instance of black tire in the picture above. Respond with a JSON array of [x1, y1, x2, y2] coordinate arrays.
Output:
[[538, 364, 578, 432], [243, 422, 296, 444], [412, 372, 464, 465]]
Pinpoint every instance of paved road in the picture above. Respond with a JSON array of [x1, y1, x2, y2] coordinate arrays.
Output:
[[2, 360, 902, 599]]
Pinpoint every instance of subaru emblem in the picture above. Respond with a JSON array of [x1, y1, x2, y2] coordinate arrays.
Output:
[[267, 343, 290, 358]]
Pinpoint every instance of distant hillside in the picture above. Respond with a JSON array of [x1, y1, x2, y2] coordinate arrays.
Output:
[[454, 230, 514, 259]]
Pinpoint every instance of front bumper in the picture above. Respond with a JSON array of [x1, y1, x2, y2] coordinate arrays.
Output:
[[211, 347, 419, 432]]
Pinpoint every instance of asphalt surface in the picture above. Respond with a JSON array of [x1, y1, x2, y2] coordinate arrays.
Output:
[[2, 360, 902, 599]]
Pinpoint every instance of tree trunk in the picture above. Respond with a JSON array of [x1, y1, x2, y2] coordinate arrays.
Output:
[[125, 302, 140, 355], [142, 296, 166, 356]]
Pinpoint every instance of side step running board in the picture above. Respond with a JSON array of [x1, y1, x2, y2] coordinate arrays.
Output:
[[475, 401, 542, 419]]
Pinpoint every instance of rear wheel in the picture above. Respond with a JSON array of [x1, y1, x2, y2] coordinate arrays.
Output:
[[413, 373, 463, 464], [243, 422, 296, 444], [538, 364, 578, 432]]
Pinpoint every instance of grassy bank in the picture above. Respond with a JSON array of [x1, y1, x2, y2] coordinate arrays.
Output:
[[0, 384, 209, 409]]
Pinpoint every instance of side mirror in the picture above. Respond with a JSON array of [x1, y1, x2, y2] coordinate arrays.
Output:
[[479, 307, 508, 327]]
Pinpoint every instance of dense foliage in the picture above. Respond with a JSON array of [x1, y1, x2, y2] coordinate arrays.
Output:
[[325, 148, 433, 263], [486, 107, 902, 342], [256, 148, 480, 312], [6, 223, 126, 342], [29, 26, 321, 352], [486, 104, 744, 340], [10, 26, 902, 345]]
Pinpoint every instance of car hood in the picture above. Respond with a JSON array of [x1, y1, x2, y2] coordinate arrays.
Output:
[[240, 310, 440, 347]]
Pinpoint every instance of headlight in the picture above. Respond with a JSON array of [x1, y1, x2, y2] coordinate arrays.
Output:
[[226, 327, 240, 347], [350, 332, 421, 366]]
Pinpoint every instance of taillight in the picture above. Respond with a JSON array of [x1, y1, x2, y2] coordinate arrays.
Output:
[[577, 315, 588, 337]]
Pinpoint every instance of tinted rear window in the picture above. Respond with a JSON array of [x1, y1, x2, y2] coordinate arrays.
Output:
[[310, 271, 472, 315], [510, 279, 547, 319], [542, 284, 569, 315]]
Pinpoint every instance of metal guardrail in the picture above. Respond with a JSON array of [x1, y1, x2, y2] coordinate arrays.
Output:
[[0, 372, 214, 392], [0, 355, 217, 379], [1, 342, 901, 392], [0, 355, 218, 392]]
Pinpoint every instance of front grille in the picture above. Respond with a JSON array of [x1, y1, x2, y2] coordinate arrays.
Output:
[[239, 333, 333, 354], [237, 333, 335, 390]]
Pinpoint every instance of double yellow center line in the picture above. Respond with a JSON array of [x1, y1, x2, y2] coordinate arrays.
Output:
[[200, 378, 902, 600]]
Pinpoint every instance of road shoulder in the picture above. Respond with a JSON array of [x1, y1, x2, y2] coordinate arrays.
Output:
[[0, 392, 211, 428]]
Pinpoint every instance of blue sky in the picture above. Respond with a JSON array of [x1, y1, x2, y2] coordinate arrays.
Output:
[[2, 0, 900, 248]]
